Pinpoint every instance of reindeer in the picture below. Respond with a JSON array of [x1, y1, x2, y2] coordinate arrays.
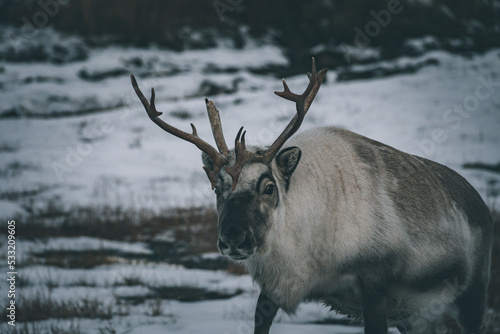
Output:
[[131, 59, 493, 334]]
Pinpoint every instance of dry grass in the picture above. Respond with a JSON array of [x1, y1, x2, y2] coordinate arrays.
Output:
[[17, 202, 218, 246], [8, 199, 499, 329], [34, 250, 117, 269], [1, 321, 83, 334], [147, 299, 163, 317], [14, 200, 221, 269], [0, 161, 40, 178], [0, 141, 20, 153], [3, 292, 113, 323]]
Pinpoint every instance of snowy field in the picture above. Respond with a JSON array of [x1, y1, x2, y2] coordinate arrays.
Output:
[[0, 42, 499, 213], [0, 35, 499, 333]]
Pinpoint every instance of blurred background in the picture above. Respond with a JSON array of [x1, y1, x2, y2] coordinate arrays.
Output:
[[0, 0, 499, 333], [1, 0, 500, 68]]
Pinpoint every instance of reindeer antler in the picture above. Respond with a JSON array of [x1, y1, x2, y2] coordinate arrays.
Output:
[[225, 58, 327, 189], [131, 58, 326, 191], [130, 75, 229, 189]]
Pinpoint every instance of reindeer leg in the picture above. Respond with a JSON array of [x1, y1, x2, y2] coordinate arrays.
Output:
[[361, 284, 389, 334], [254, 292, 279, 334]]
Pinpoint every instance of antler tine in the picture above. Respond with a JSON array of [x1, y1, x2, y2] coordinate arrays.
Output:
[[205, 98, 229, 156], [225, 127, 254, 190], [264, 58, 326, 161], [274, 57, 324, 115], [274, 57, 318, 103], [220, 58, 326, 190], [131, 75, 228, 189], [274, 79, 302, 102], [259, 58, 326, 163], [131, 74, 159, 118]]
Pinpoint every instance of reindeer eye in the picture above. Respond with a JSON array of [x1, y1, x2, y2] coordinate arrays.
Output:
[[264, 184, 275, 195], [214, 187, 221, 196]]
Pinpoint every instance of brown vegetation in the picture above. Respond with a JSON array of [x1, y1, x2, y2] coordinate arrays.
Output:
[[17, 201, 218, 244], [14, 292, 112, 322], [4, 200, 498, 329]]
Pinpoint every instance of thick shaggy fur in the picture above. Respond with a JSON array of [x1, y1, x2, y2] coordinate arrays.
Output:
[[207, 127, 493, 333]]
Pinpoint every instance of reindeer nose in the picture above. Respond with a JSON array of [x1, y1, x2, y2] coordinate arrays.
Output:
[[218, 231, 253, 253]]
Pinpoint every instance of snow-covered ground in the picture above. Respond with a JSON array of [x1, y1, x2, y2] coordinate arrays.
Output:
[[0, 35, 499, 333], [1, 43, 499, 214], [4, 256, 365, 333]]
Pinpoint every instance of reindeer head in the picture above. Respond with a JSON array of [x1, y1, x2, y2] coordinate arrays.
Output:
[[131, 59, 326, 260]]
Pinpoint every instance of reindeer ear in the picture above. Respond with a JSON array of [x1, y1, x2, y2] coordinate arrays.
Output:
[[276, 147, 301, 180], [202, 152, 214, 170]]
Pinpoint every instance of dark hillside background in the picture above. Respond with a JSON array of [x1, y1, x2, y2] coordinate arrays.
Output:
[[1, 0, 499, 70]]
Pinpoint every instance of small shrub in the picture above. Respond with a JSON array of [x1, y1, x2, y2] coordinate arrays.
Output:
[[0, 141, 20, 153], [0, 161, 40, 178], [148, 299, 163, 317], [118, 274, 144, 287], [170, 109, 192, 120]]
